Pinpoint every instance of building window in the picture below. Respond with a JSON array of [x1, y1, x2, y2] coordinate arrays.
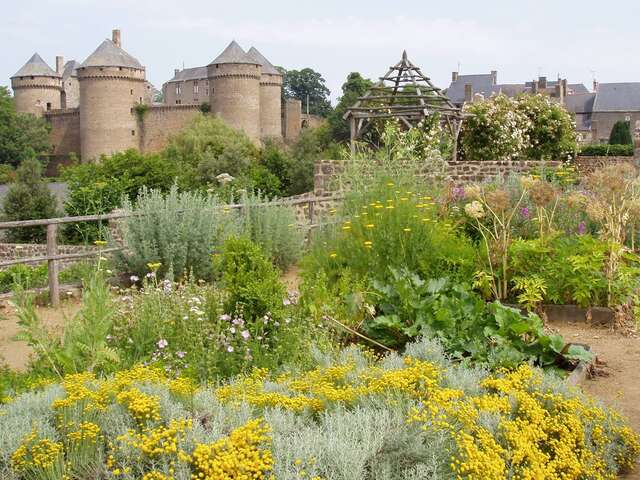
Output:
[[205, 88, 209, 96], [176, 99, 182, 105], [130, 89, 133, 95], [176, 84, 182, 96], [194, 81, 199, 95], [131, 130, 135, 136], [46, 102, 52, 111]]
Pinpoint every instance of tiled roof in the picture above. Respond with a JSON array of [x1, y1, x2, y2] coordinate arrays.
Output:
[[446, 74, 494, 104], [12, 53, 59, 78], [564, 93, 596, 114], [166, 66, 208, 83], [246, 47, 280, 75], [209, 40, 259, 65], [593, 83, 640, 112], [81, 39, 143, 69]]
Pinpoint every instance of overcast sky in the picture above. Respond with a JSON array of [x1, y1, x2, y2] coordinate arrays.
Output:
[[2, 0, 639, 103]]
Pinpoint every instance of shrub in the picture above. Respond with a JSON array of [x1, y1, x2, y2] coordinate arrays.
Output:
[[2, 159, 59, 243], [287, 124, 338, 195], [163, 114, 258, 188], [460, 94, 531, 160], [1, 340, 637, 480], [609, 120, 633, 145], [0, 164, 15, 183], [215, 237, 287, 322], [515, 94, 578, 160], [579, 144, 634, 156], [0, 264, 48, 292], [238, 191, 303, 270], [303, 177, 476, 289], [114, 186, 237, 281]]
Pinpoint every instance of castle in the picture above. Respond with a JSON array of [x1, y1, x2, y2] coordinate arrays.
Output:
[[10, 29, 304, 163]]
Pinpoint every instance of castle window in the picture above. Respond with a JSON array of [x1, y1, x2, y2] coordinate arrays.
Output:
[[131, 130, 135, 136], [46, 102, 52, 111], [205, 88, 209, 96], [176, 99, 182, 105], [176, 84, 182, 96], [194, 81, 199, 95], [130, 89, 133, 95]]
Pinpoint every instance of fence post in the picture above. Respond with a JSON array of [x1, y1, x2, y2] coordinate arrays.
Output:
[[308, 199, 315, 226], [47, 223, 60, 308]]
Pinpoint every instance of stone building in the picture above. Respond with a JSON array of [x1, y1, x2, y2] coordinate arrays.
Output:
[[445, 71, 588, 106], [10, 30, 304, 163]]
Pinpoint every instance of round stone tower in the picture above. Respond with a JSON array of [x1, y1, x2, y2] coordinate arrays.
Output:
[[208, 41, 261, 141], [77, 29, 146, 161], [247, 47, 283, 139], [10, 53, 62, 116]]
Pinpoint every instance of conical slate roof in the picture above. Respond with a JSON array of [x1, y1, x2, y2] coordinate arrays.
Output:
[[246, 47, 280, 75], [12, 53, 59, 78], [62, 60, 80, 80], [209, 40, 259, 66], [81, 39, 143, 69]]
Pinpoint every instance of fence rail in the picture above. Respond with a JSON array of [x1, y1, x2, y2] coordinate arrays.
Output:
[[0, 194, 343, 307]]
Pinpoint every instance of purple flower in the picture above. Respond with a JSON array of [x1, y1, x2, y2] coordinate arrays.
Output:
[[521, 207, 530, 219], [452, 185, 466, 201], [283, 298, 292, 306], [241, 330, 250, 340], [578, 221, 586, 235], [219, 314, 231, 321], [157, 339, 168, 349], [176, 351, 186, 358]]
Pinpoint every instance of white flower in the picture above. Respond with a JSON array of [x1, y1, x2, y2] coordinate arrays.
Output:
[[227, 346, 234, 353], [157, 339, 168, 349], [216, 173, 235, 185], [219, 314, 231, 321], [130, 275, 139, 283], [241, 330, 250, 340]]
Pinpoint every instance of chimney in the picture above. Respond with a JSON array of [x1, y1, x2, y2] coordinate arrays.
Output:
[[56, 56, 64, 75], [538, 76, 547, 90], [490, 70, 497, 85], [464, 83, 473, 103], [593, 79, 598, 92], [452, 71, 459, 82], [174, 68, 180, 76], [532, 80, 539, 94], [554, 83, 563, 101], [112, 29, 121, 48], [561, 79, 568, 98]]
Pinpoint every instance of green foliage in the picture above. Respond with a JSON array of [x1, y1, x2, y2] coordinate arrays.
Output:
[[13, 268, 118, 377], [303, 176, 476, 290], [365, 269, 587, 369], [509, 235, 640, 307], [115, 186, 237, 281], [609, 120, 633, 145], [215, 237, 287, 322], [2, 159, 59, 243], [238, 192, 304, 270], [61, 149, 178, 243], [280, 67, 332, 117], [516, 94, 578, 160], [0, 264, 48, 292], [460, 94, 578, 160], [579, 144, 634, 156], [287, 125, 340, 195], [0, 164, 16, 183], [133, 102, 149, 122], [163, 114, 258, 188], [327, 72, 373, 143], [0, 87, 51, 166]]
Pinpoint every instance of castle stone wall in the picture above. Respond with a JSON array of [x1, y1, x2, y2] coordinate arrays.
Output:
[[209, 63, 261, 141], [44, 108, 81, 157], [11, 76, 61, 116], [259, 73, 282, 138], [78, 66, 146, 161], [139, 105, 200, 153], [284, 98, 302, 141], [61, 77, 80, 109]]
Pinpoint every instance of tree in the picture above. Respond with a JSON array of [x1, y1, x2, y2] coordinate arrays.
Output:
[[609, 121, 633, 145], [327, 72, 373, 143], [0, 87, 51, 166], [2, 158, 59, 242], [280, 68, 332, 117]]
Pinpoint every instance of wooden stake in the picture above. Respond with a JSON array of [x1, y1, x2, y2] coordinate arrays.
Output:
[[46, 223, 60, 308]]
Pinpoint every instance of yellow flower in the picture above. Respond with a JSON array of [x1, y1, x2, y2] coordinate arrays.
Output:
[[329, 253, 337, 258], [94, 240, 107, 247]]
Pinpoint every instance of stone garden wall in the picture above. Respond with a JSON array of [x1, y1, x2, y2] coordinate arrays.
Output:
[[313, 156, 638, 196], [0, 243, 100, 269]]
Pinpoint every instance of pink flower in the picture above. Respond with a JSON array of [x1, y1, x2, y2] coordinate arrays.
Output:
[[241, 330, 250, 340], [176, 351, 186, 358], [157, 339, 168, 349]]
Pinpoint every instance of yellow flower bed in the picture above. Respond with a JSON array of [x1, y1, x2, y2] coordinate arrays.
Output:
[[3, 356, 639, 479]]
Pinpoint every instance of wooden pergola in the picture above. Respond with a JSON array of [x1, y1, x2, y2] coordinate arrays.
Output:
[[344, 50, 464, 160]]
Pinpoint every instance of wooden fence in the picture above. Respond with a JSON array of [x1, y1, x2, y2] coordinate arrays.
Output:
[[0, 194, 343, 307]]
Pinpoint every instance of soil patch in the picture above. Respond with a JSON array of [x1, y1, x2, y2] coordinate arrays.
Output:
[[0, 298, 82, 371], [551, 320, 640, 478]]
